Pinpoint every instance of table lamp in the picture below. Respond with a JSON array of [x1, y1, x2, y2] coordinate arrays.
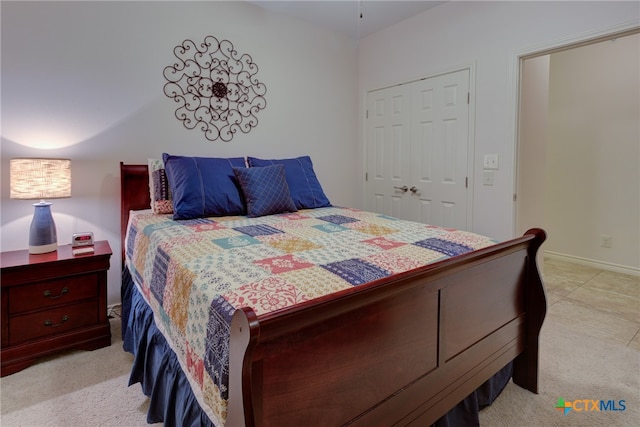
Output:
[[10, 158, 71, 254]]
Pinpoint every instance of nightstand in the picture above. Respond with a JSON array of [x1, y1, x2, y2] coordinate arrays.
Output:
[[1, 240, 112, 376]]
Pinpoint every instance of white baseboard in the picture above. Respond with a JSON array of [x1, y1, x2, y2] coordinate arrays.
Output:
[[544, 251, 640, 277]]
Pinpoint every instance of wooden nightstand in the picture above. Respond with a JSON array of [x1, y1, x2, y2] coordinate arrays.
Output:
[[1, 241, 112, 376]]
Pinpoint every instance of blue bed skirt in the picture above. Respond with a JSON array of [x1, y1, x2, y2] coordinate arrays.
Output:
[[122, 267, 214, 426], [122, 267, 511, 427]]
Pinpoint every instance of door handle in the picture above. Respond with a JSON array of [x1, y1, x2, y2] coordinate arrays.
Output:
[[410, 186, 419, 194], [393, 186, 409, 193]]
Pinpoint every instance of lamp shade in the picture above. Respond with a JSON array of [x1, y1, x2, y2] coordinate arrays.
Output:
[[10, 158, 71, 200], [10, 158, 71, 254]]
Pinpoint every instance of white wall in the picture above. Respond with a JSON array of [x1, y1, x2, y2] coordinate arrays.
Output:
[[1, 1, 359, 304], [545, 34, 640, 270], [358, 0, 639, 241]]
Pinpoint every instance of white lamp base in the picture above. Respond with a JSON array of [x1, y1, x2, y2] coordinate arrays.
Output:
[[29, 242, 58, 254]]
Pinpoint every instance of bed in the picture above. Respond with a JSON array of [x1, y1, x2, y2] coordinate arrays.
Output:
[[120, 157, 547, 426]]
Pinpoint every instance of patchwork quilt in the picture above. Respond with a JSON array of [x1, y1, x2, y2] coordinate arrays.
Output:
[[125, 207, 497, 425]]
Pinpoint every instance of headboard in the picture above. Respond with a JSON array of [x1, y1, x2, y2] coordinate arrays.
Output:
[[120, 162, 151, 263]]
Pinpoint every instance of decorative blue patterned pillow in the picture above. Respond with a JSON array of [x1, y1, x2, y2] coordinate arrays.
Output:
[[233, 165, 298, 218], [148, 158, 173, 214], [247, 156, 331, 209], [162, 153, 246, 219]]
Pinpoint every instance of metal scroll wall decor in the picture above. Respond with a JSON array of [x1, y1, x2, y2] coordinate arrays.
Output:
[[163, 36, 267, 142]]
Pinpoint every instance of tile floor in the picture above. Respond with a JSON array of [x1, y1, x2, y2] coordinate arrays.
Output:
[[542, 257, 640, 351]]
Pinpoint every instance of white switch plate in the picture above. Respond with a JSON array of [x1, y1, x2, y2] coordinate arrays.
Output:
[[484, 154, 499, 170]]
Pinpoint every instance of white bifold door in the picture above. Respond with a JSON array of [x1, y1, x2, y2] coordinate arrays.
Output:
[[365, 69, 471, 230]]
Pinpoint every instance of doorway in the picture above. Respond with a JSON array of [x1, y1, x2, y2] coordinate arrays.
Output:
[[515, 28, 640, 274]]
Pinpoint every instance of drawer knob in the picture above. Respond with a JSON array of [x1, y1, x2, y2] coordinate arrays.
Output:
[[44, 287, 69, 299], [44, 315, 69, 327]]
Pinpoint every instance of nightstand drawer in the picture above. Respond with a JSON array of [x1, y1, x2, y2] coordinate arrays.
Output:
[[9, 301, 99, 345], [8, 274, 98, 314]]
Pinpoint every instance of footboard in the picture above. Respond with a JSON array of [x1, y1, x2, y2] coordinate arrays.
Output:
[[227, 229, 546, 426]]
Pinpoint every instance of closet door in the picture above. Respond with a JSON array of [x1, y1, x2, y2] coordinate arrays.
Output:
[[409, 69, 470, 228], [365, 69, 470, 229], [365, 83, 412, 219]]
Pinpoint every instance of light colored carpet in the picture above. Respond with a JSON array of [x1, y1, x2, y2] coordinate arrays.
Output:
[[1, 314, 638, 426], [0, 316, 156, 426], [480, 316, 640, 426]]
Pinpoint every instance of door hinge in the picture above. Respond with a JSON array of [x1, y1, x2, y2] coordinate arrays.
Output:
[[465, 177, 468, 188], [513, 193, 517, 202], [467, 92, 470, 104], [366, 109, 369, 119], [365, 172, 368, 182]]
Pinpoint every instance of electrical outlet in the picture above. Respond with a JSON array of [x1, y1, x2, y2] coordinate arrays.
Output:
[[483, 154, 499, 170], [483, 170, 494, 186], [601, 235, 612, 248]]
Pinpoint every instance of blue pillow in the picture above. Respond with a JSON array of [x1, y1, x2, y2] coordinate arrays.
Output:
[[246, 156, 331, 209], [233, 165, 298, 218], [162, 153, 246, 219]]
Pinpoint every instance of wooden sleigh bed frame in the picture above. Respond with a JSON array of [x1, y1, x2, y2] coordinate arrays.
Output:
[[120, 162, 547, 426]]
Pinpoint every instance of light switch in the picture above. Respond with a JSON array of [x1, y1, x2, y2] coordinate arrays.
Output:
[[483, 154, 499, 170]]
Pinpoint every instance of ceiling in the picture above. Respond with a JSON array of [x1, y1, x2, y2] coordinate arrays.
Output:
[[248, 1, 446, 39]]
